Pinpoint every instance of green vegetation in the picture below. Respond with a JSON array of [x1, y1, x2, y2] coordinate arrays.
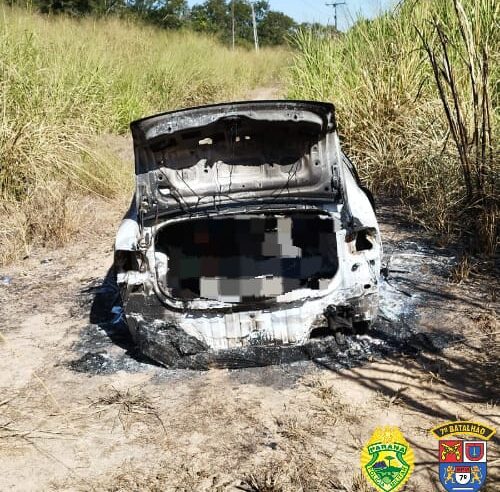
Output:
[[10, 0, 299, 47], [0, 6, 288, 263], [288, 0, 498, 255], [2, 1, 496, 264]]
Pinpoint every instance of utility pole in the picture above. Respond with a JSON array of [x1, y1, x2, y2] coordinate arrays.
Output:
[[325, 2, 346, 31], [231, 0, 235, 50], [250, 2, 259, 52]]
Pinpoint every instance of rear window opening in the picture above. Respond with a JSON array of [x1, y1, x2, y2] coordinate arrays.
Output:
[[155, 214, 338, 303]]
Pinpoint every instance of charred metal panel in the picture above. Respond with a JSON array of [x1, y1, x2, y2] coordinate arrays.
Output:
[[132, 317, 343, 369], [130, 101, 339, 218], [115, 100, 382, 367]]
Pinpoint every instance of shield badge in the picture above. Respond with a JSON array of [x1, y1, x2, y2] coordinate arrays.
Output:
[[360, 426, 414, 492], [431, 421, 495, 492], [465, 442, 485, 461]]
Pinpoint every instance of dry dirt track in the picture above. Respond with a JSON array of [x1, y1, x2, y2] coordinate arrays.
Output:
[[0, 106, 499, 490]]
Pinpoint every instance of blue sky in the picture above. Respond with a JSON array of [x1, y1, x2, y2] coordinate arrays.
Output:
[[187, 1, 395, 31]]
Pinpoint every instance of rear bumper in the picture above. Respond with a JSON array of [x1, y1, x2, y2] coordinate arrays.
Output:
[[123, 288, 378, 368], [131, 318, 348, 369]]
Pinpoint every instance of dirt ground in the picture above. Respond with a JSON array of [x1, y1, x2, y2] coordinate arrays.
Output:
[[1, 129, 499, 490]]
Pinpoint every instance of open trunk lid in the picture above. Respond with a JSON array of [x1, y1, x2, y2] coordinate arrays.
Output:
[[131, 101, 342, 218]]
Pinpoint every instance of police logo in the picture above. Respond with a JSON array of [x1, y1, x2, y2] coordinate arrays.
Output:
[[361, 426, 414, 492], [431, 420, 496, 492]]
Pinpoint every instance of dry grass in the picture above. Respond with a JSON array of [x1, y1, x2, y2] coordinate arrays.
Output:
[[239, 463, 371, 492], [351, 474, 371, 492], [287, 0, 498, 255], [302, 375, 362, 424], [275, 414, 319, 442], [90, 385, 165, 433], [374, 386, 409, 408], [71, 458, 359, 492], [240, 461, 292, 492], [0, 6, 289, 264], [449, 254, 473, 283]]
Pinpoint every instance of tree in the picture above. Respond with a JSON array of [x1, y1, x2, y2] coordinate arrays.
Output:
[[232, 0, 253, 46], [189, 1, 269, 47], [298, 22, 341, 38], [231, 1, 273, 47], [190, 0, 230, 35], [155, 0, 189, 29], [259, 10, 296, 46], [128, 0, 188, 28], [27, 0, 298, 45], [35, 0, 98, 15]]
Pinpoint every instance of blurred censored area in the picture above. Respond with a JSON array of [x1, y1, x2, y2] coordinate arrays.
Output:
[[155, 214, 338, 302]]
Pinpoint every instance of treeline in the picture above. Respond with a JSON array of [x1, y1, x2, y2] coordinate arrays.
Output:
[[9, 0, 330, 47]]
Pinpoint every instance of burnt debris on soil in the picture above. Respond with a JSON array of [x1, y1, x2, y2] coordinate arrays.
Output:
[[68, 223, 464, 375], [70, 351, 129, 375], [70, 268, 160, 375], [70, 322, 156, 375]]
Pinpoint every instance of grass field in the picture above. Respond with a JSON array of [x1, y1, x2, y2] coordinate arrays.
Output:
[[1, 1, 497, 264], [0, 6, 288, 264], [287, 0, 498, 256]]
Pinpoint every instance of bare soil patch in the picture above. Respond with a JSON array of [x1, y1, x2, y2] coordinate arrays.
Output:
[[0, 137, 498, 491]]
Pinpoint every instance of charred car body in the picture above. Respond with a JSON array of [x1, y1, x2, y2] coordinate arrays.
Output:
[[115, 101, 381, 368]]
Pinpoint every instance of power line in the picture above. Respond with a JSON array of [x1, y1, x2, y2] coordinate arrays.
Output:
[[300, 0, 334, 21], [325, 2, 346, 31]]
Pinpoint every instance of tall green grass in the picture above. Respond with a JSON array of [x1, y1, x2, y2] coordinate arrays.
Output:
[[0, 6, 288, 263], [288, 0, 498, 255]]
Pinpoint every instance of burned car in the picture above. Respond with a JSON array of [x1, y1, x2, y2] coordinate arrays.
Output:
[[114, 101, 381, 368]]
